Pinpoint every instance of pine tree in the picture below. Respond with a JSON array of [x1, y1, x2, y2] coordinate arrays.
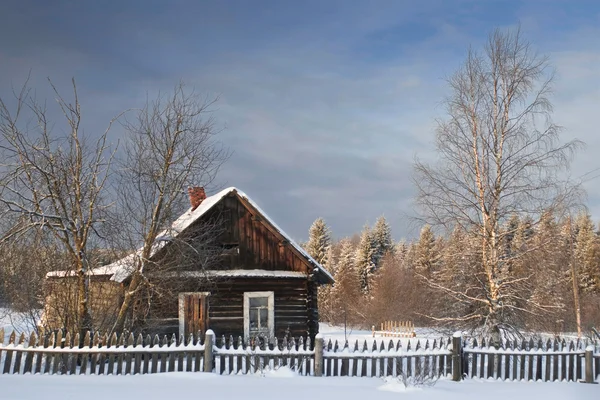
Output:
[[415, 225, 440, 275], [355, 224, 376, 295], [528, 211, 567, 325], [306, 218, 333, 321], [305, 218, 331, 266], [574, 212, 600, 293], [330, 238, 360, 324], [394, 240, 408, 262], [372, 215, 393, 268]]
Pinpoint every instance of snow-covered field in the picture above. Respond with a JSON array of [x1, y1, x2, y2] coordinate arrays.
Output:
[[0, 371, 597, 400]]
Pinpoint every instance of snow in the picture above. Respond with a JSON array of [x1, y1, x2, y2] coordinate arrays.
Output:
[[46, 187, 334, 284], [0, 308, 40, 339], [45, 261, 128, 278], [171, 269, 307, 278], [0, 373, 597, 400], [318, 323, 447, 351]]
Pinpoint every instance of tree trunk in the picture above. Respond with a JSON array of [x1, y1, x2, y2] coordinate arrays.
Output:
[[112, 271, 143, 334], [76, 258, 92, 339]]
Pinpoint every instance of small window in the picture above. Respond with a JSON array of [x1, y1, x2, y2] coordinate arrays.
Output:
[[244, 291, 274, 339]]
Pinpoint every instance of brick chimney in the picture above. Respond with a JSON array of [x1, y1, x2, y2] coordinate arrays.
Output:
[[188, 186, 206, 211]]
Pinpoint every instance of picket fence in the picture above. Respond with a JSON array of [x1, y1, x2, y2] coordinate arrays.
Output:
[[0, 327, 598, 384], [0, 328, 205, 375], [463, 336, 600, 383]]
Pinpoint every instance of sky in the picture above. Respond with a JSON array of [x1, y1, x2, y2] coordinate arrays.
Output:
[[0, 0, 599, 242]]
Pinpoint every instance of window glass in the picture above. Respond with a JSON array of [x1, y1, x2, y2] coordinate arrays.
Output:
[[250, 297, 268, 308], [259, 308, 268, 327], [248, 295, 270, 335]]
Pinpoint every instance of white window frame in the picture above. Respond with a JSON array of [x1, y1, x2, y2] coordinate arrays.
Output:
[[178, 292, 210, 338], [243, 291, 274, 339]]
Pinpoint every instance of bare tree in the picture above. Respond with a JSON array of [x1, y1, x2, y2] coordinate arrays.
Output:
[[413, 26, 583, 335], [0, 78, 117, 335], [110, 82, 229, 333]]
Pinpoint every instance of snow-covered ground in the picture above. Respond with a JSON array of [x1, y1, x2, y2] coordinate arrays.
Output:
[[0, 371, 597, 400], [319, 323, 449, 349], [0, 308, 40, 341]]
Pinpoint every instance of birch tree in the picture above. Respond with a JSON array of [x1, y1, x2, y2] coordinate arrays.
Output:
[[0, 78, 116, 335], [110, 82, 229, 333], [413, 26, 582, 335]]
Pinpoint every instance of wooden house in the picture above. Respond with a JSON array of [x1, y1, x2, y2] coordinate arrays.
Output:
[[44, 187, 334, 341]]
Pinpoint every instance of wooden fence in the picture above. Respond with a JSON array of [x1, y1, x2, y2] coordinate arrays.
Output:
[[372, 321, 416, 338], [322, 337, 452, 378], [0, 328, 205, 375], [463, 336, 600, 383], [213, 335, 314, 376], [1, 327, 598, 384]]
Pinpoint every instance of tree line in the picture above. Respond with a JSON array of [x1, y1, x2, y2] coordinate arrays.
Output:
[[306, 211, 600, 337]]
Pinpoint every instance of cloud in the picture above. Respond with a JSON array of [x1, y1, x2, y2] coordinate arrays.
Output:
[[0, 0, 599, 242]]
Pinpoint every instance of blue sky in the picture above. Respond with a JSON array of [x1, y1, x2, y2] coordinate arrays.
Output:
[[1, 0, 599, 241]]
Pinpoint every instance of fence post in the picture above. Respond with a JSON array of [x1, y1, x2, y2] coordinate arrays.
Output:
[[585, 346, 595, 384], [452, 331, 463, 382], [314, 333, 324, 377], [204, 330, 214, 373]]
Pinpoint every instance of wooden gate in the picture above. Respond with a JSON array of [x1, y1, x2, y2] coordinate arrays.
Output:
[[179, 293, 209, 337]]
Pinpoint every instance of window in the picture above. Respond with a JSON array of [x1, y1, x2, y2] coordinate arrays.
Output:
[[243, 291, 274, 339]]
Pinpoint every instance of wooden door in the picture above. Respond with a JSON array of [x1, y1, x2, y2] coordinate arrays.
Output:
[[182, 294, 208, 337]]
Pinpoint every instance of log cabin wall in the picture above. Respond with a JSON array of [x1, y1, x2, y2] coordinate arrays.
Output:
[[144, 278, 309, 338], [43, 276, 123, 333]]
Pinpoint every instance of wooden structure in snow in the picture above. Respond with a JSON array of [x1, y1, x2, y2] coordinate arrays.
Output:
[[372, 321, 416, 338], [43, 187, 334, 341]]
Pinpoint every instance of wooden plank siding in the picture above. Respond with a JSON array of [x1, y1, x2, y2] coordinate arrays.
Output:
[[145, 278, 310, 338]]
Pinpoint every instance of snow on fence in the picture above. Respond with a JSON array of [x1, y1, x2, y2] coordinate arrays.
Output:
[[322, 337, 452, 378], [0, 327, 598, 384], [213, 335, 314, 376], [0, 328, 205, 375], [463, 336, 600, 383]]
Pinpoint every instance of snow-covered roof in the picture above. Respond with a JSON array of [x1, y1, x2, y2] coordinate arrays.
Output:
[[161, 269, 307, 279], [45, 262, 121, 278], [47, 187, 333, 284]]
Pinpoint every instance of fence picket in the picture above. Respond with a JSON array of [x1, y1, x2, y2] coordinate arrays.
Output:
[[544, 339, 551, 382], [502, 340, 510, 380], [63, 332, 73, 375], [0, 328, 3, 371], [79, 332, 91, 375], [96, 333, 106, 375], [567, 341, 575, 381], [34, 332, 44, 375], [3, 331, 15, 374], [560, 339, 567, 381], [124, 333, 133, 375], [12, 332, 25, 374], [134, 333, 143, 375], [151, 335, 160, 374], [89, 332, 99, 375], [106, 333, 117, 375], [23, 332, 35, 374], [116, 334, 125, 375]]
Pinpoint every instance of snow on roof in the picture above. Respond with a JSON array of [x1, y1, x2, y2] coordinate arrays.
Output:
[[162, 269, 307, 279], [235, 189, 334, 283], [46, 187, 333, 284], [45, 262, 126, 278]]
